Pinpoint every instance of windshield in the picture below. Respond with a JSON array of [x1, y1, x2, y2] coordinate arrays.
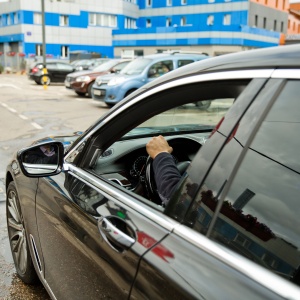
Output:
[[120, 58, 152, 75], [124, 99, 235, 138], [93, 60, 119, 72]]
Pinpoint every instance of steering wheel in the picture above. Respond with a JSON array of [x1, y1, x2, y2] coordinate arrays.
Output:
[[144, 155, 191, 205]]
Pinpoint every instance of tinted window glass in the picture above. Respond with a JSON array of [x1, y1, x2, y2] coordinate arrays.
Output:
[[178, 59, 194, 67], [209, 80, 300, 285]]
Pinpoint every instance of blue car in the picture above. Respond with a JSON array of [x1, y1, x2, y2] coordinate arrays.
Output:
[[91, 52, 209, 106]]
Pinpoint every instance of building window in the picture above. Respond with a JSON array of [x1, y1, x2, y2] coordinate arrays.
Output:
[[167, 0, 172, 5], [61, 45, 69, 58], [207, 15, 214, 26], [13, 12, 18, 24], [293, 21, 296, 31], [181, 0, 187, 4], [0, 16, 2, 26], [298, 24, 300, 33], [283, 0, 285, 9], [89, 13, 96, 25], [255, 15, 258, 27], [180, 16, 187, 26], [281, 21, 284, 32], [125, 17, 136, 29], [275, 0, 278, 7], [60, 15, 69, 26], [223, 14, 231, 25], [7, 14, 11, 25], [208, 0, 215, 3], [273, 20, 277, 31], [89, 13, 117, 27], [35, 44, 43, 56], [288, 19, 290, 29], [146, 19, 151, 27], [34, 13, 42, 25], [146, 0, 152, 6], [166, 17, 172, 27], [263, 17, 267, 29]]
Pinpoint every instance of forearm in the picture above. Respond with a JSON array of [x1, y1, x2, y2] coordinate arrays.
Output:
[[153, 152, 181, 205]]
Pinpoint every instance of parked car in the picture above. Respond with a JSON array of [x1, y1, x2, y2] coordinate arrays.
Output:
[[65, 59, 130, 97], [91, 52, 209, 107], [6, 44, 300, 300], [28, 61, 75, 85], [70, 58, 109, 71]]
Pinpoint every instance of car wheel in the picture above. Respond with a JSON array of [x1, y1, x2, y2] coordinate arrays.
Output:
[[195, 100, 211, 110], [75, 91, 86, 96], [40, 76, 50, 85], [35, 80, 42, 85], [6, 181, 38, 284], [87, 82, 94, 98]]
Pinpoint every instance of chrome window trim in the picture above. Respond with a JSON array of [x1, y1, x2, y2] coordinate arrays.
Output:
[[66, 163, 178, 231], [173, 224, 300, 299], [271, 69, 300, 79], [65, 69, 274, 161]]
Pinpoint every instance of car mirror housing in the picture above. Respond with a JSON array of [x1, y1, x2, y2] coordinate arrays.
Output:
[[17, 141, 65, 178]]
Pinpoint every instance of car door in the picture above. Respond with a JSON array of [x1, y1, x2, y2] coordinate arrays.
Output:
[[34, 161, 174, 299], [56, 63, 74, 82], [33, 71, 271, 299], [129, 76, 300, 299]]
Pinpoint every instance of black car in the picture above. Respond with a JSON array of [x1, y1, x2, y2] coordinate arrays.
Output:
[[6, 44, 300, 300], [28, 61, 75, 85]]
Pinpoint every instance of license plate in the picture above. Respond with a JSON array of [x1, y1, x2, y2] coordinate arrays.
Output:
[[65, 81, 70, 87], [93, 89, 102, 96]]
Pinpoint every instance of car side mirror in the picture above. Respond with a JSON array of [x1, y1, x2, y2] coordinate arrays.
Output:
[[17, 142, 65, 177]]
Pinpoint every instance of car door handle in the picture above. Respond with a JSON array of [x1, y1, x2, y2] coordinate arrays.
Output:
[[98, 217, 135, 253]]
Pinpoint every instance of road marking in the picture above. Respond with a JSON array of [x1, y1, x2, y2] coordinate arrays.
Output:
[[0, 84, 21, 90], [19, 114, 29, 120], [0, 102, 43, 129], [31, 122, 43, 129], [7, 107, 17, 113]]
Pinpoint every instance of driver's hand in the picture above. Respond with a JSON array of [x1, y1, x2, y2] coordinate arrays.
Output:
[[146, 135, 173, 159]]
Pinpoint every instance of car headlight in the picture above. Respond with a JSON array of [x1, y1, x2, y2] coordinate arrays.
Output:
[[108, 77, 126, 86], [76, 76, 90, 82]]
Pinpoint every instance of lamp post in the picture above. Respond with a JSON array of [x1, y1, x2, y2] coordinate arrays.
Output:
[[41, 0, 48, 88]]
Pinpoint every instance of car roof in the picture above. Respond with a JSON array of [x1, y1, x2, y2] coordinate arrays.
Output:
[[144, 44, 300, 88], [140, 53, 209, 61]]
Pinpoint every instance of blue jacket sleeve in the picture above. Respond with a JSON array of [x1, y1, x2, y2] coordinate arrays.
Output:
[[153, 152, 181, 205]]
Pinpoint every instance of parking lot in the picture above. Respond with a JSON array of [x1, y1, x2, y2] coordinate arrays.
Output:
[[0, 73, 110, 299]]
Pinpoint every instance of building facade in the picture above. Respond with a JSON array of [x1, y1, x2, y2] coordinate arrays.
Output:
[[0, 0, 292, 65]]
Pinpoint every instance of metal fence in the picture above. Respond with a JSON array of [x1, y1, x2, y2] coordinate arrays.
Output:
[[0, 53, 69, 74]]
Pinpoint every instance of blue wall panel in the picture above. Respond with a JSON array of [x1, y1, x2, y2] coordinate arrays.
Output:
[[0, 33, 24, 43]]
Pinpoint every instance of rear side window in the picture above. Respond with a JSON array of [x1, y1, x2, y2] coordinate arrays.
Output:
[[207, 80, 300, 286], [178, 59, 194, 67]]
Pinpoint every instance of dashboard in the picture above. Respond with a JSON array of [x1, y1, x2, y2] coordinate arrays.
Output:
[[92, 133, 209, 197]]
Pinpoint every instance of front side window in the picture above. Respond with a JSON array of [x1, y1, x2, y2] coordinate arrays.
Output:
[[86, 79, 248, 212], [148, 60, 173, 78], [205, 80, 300, 286]]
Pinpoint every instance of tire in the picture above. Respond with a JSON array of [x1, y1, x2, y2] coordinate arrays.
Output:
[[40, 75, 50, 86], [6, 181, 38, 284], [195, 100, 211, 110], [75, 91, 86, 96], [35, 80, 42, 85], [87, 82, 94, 98]]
